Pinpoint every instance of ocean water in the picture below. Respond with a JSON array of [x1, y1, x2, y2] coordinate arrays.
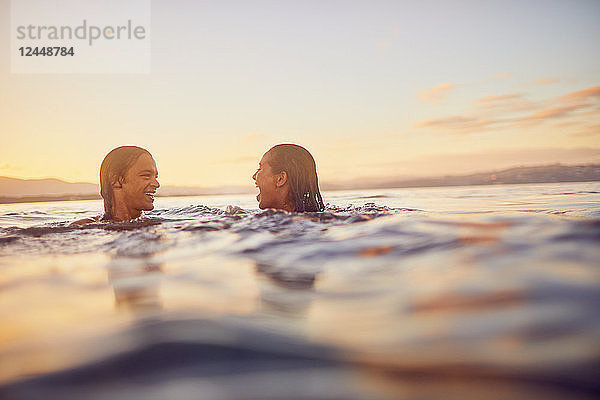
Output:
[[0, 182, 599, 400]]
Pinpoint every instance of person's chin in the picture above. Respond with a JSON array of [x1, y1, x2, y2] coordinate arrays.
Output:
[[140, 202, 155, 211], [257, 198, 267, 210]]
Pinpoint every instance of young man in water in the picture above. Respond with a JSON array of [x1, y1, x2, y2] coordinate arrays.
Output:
[[71, 146, 160, 225], [251, 144, 324, 212]]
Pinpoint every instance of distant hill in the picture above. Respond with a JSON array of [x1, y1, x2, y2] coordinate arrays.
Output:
[[0, 177, 98, 197], [321, 163, 600, 190], [1, 163, 598, 203]]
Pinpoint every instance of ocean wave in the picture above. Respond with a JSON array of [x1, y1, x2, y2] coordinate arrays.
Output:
[[1, 187, 599, 399], [1, 315, 598, 400]]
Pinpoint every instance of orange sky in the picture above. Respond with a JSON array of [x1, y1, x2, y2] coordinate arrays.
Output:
[[1, 1, 599, 188]]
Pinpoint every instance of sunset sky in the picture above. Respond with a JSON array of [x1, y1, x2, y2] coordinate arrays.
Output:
[[1, 0, 599, 188]]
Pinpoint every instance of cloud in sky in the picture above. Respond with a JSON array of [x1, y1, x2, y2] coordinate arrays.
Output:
[[536, 77, 559, 85], [415, 116, 495, 133], [416, 84, 600, 135], [476, 93, 537, 113], [559, 85, 600, 102], [418, 83, 455, 103], [478, 93, 523, 103], [493, 73, 511, 80], [523, 85, 600, 123], [520, 104, 587, 121]]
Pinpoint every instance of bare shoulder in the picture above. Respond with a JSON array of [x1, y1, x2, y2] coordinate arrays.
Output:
[[69, 216, 101, 226]]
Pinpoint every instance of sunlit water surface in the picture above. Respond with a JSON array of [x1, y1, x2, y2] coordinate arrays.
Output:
[[1, 183, 599, 399]]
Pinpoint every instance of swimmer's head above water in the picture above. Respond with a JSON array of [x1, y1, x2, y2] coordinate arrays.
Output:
[[70, 146, 159, 226], [100, 146, 160, 222], [252, 144, 324, 212]]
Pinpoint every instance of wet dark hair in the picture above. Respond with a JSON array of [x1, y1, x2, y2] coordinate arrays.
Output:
[[99, 146, 151, 221], [266, 144, 325, 212]]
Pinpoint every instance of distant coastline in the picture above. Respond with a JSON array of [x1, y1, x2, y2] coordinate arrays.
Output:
[[1, 163, 598, 204], [321, 163, 600, 191], [0, 194, 101, 204]]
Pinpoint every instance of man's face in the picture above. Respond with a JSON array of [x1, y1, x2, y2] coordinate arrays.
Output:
[[121, 153, 160, 213], [252, 152, 278, 209]]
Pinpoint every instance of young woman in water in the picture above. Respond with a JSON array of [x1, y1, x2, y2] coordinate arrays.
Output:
[[71, 146, 160, 225], [250, 143, 324, 212]]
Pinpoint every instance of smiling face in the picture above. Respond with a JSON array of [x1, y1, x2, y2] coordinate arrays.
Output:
[[118, 153, 160, 217], [252, 144, 324, 212], [252, 152, 279, 209]]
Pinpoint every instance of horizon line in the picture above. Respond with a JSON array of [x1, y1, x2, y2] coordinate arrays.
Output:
[[1, 161, 598, 188]]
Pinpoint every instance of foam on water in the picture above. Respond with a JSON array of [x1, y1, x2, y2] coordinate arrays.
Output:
[[0, 183, 599, 399]]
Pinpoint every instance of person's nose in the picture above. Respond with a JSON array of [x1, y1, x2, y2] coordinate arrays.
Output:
[[152, 177, 160, 189], [252, 171, 257, 181]]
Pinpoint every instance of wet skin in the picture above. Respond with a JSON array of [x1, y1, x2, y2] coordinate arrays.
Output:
[[252, 152, 294, 212], [112, 153, 160, 221]]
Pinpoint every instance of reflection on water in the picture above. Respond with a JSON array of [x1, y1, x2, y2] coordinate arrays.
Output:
[[0, 183, 599, 399], [108, 257, 163, 313], [256, 264, 317, 322]]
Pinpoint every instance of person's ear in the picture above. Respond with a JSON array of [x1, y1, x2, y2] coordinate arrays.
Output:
[[275, 171, 288, 188]]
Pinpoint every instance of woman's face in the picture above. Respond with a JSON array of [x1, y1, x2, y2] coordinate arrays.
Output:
[[252, 151, 278, 209]]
